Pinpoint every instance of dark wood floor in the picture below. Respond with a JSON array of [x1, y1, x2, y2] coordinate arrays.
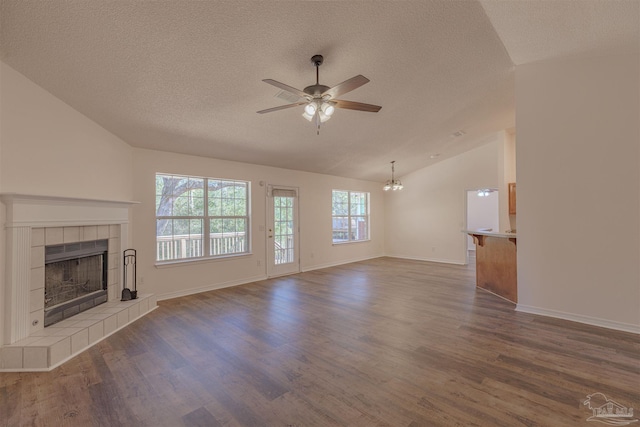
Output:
[[1, 257, 638, 426]]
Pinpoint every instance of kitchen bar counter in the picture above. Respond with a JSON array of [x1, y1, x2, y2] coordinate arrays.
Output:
[[463, 230, 517, 303]]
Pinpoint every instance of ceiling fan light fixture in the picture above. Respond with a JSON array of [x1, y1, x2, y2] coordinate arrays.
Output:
[[321, 101, 335, 116], [302, 110, 314, 121], [318, 111, 330, 123], [304, 102, 317, 116], [318, 107, 334, 123], [302, 101, 319, 121]]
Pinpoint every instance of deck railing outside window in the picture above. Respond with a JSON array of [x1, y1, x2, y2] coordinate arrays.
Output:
[[156, 233, 246, 261]]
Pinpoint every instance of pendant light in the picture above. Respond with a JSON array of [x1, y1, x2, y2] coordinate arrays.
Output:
[[383, 161, 404, 191]]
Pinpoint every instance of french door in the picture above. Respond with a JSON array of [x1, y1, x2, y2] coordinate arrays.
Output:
[[266, 185, 300, 277]]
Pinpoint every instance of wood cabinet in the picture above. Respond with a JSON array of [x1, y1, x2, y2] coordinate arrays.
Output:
[[468, 232, 517, 303], [508, 182, 516, 215]]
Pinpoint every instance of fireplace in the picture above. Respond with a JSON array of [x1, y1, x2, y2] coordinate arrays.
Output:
[[0, 194, 140, 345], [44, 239, 109, 326], [0, 194, 160, 371]]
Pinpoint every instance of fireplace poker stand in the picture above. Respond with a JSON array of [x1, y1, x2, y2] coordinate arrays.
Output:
[[121, 249, 137, 301]]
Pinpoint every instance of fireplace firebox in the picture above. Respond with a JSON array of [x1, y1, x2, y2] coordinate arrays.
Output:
[[44, 239, 109, 326]]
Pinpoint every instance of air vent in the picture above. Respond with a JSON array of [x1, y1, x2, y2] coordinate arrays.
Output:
[[275, 90, 302, 103]]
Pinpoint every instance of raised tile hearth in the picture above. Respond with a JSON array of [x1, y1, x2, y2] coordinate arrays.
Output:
[[0, 294, 157, 371]]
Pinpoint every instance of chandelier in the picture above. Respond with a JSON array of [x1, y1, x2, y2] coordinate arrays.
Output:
[[383, 161, 404, 191]]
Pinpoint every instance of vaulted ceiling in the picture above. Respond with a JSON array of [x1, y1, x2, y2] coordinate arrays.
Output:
[[1, 1, 637, 182]]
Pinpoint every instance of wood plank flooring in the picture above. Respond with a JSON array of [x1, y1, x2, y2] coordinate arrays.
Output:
[[1, 257, 638, 426]]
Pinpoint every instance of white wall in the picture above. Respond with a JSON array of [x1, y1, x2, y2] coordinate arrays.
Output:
[[0, 61, 134, 345], [384, 138, 502, 264], [0, 62, 133, 200], [516, 52, 640, 332], [131, 148, 385, 300]]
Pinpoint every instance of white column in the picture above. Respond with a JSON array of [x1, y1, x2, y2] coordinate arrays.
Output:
[[5, 226, 31, 344]]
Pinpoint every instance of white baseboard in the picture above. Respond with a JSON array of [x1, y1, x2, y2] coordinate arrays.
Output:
[[384, 254, 466, 265], [516, 304, 640, 334], [301, 254, 385, 273], [157, 255, 387, 300], [157, 274, 267, 301]]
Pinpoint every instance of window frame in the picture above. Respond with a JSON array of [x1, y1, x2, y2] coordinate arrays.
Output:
[[331, 189, 370, 244], [155, 173, 251, 263]]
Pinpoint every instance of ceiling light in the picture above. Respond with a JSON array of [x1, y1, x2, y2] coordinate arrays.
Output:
[[302, 110, 314, 122], [304, 102, 317, 116], [318, 110, 331, 123], [477, 189, 494, 197], [302, 101, 318, 121], [303, 100, 335, 124], [383, 161, 404, 191], [321, 102, 335, 116]]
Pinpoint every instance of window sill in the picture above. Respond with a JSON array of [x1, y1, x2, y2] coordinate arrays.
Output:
[[332, 239, 371, 246], [155, 252, 252, 268]]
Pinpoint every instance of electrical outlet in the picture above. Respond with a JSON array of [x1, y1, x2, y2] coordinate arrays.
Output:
[[432, 247, 436, 252], [139, 276, 145, 285], [257, 260, 261, 267]]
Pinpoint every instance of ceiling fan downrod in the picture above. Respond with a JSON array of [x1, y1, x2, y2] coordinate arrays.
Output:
[[311, 54, 323, 85]]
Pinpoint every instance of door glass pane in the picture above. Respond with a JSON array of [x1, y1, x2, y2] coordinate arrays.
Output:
[[274, 196, 295, 265]]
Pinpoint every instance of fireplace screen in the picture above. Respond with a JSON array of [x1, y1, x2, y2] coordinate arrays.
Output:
[[45, 255, 105, 308], [44, 239, 108, 326]]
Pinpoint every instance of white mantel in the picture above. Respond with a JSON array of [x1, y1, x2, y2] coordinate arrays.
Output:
[[1, 193, 137, 228], [1, 193, 138, 345]]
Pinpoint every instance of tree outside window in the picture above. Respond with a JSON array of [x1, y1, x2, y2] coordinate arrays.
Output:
[[156, 174, 250, 261], [332, 190, 369, 243]]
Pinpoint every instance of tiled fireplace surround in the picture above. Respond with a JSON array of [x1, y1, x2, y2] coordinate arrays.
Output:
[[0, 194, 156, 371]]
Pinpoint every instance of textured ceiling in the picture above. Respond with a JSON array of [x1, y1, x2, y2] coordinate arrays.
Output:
[[1, 1, 637, 182], [480, 0, 639, 65]]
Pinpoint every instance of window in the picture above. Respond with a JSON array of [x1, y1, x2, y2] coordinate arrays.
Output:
[[332, 190, 369, 243], [156, 173, 250, 262]]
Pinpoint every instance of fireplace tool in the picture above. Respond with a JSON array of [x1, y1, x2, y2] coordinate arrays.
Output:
[[121, 249, 137, 301]]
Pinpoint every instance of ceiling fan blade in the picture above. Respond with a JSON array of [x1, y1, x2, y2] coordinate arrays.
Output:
[[257, 101, 308, 114], [262, 79, 308, 99], [322, 75, 370, 99], [333, 99, 382, 112]]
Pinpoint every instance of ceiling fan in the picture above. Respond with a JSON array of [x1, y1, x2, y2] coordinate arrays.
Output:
[[257, 54, 382, 134]]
